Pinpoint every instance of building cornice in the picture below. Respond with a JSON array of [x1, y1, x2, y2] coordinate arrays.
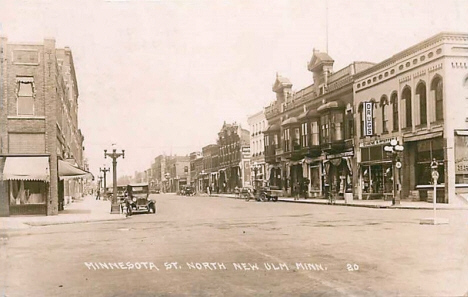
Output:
[[355, 32, 468, 79]]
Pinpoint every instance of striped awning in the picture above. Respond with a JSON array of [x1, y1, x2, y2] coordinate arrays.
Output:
[[2, 157, 50, 182]]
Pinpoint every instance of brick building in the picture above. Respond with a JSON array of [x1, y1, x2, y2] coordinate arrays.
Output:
[[217, 122, 250, 192], [202, 144, 220, 193], [0, 38, 90, 216]]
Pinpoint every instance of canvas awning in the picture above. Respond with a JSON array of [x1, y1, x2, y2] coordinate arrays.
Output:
[[59, 160, 93, 180], [2, 156, 50, 182]]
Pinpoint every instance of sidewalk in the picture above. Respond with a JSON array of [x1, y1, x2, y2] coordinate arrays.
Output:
[[0, 195, 126, 230], [209, 193, 468, 210]]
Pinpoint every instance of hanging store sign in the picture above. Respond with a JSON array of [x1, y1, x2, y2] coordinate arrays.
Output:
[[359, 137, 398, 148], [364, 102, 373, 136]]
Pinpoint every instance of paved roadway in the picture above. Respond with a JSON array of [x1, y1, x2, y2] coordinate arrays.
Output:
[[1, 194, 468, 297]]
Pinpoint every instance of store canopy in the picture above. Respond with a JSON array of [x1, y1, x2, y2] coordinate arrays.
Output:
[[2, 156, 50, 182], [58, 160, 93, 181]]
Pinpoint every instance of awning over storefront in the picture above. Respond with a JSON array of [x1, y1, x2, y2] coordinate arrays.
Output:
[[317, 101, 343, 113], [3, 156, 50, 182], [58, 160, 93, 180], [404, 131, 443, 142], [455, 130, 468, 136]]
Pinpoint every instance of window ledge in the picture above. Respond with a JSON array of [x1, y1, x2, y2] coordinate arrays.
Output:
[[8, 116, 45, 120], [415, 124, 428, 129]]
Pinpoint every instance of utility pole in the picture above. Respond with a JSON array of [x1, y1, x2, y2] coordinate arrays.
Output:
[[100, 166, 110, 197], [104, 148, 125, 214]]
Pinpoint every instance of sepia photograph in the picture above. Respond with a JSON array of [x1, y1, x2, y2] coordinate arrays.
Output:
[[0, 0, 468, 296]]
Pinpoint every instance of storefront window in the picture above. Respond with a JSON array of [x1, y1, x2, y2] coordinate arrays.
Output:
[[455, 134, 468, 184], [310, 166, 320, 191], [362, 164, 393, 194], [9, 181, 46, 205], [416, 138, 445, 185]]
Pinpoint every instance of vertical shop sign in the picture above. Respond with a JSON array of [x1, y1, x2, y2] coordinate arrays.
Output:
[[364, 102, 373, 136]]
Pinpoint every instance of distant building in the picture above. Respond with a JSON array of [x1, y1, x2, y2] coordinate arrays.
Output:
[[0, 38, 90, 216], [247, 110, 267, 188], [217, 122, 250, 192], [202, 144, 220, 193], [165, 155, 190, 193]]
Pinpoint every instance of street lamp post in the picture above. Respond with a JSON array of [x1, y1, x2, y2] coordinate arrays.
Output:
[[104, 148, 125, 214], [384, 139, 404, 206], [100, 166, 110, 197]]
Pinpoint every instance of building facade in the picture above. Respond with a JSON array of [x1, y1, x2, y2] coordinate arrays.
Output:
[[217, 122, 250, 192], [0, 38, 89, 216], [264, 51, 374, 199], [354, 32, 468, 204], [202, 144, 220, 193], [247, 110, 267, 187]]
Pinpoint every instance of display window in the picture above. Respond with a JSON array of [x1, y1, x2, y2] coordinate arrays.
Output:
[[415, 138, 444, 185], [9, 180, 47, 205]]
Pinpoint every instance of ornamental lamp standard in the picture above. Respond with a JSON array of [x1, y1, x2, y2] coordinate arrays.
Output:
[[99, 166, 110, 197], [384, 139, 404, 205], [104, 148, 125, 214]]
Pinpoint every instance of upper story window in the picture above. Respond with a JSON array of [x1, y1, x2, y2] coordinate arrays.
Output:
[[16, 77, 35, 116], [320, 114, 330, 143], [344, 110, 354, 140], [284, 129, 290, 152], [402, 86, 412, 128], [293, 127, 300, 147], [301, 122, 309, 147], [311, 121, 319, 146], [416, 82, 427, 126], [431, 76, 443, 122], [380, 95, 389, 133], [331, 112, 344, 141], [391, 92, 399, 132]]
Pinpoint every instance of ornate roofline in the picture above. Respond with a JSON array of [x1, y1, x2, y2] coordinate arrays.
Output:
[[355, 32, 468, 79]]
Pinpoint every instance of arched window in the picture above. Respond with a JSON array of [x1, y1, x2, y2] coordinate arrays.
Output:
[[402, 86, 412, 128], [416, 82, 427, 125], [380, 95, 389, 133], [431, 76, 443, 122], [391, 92, 398, 131], [358, 103, 364, 137]]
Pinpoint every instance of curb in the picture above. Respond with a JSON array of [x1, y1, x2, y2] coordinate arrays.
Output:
[[278, 199, 468, 210], [24, 216, 127, 227]]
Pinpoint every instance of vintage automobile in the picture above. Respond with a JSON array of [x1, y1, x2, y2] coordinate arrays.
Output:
[[124, 183, 156, 216], [179, 185, 195, 196]]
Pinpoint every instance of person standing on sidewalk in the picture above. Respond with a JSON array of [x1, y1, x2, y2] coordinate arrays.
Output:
[[95, 188, 101, 200]]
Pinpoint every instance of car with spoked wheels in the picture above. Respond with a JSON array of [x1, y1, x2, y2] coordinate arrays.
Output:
[[124, 183, 156, 216]]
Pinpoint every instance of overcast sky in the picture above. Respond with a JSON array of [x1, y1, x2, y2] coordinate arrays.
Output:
[[0, 0, 467, 178]]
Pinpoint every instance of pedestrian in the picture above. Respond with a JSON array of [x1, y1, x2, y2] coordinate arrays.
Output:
[[294, 181, 300, 201], [207, 186, 211, 196], [223, 182, 226, 193], [95, 188, 101, 200]]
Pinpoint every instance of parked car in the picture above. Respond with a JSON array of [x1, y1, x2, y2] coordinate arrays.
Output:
[[124, 183, 156, 216], [179, 185, 195, 196]]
